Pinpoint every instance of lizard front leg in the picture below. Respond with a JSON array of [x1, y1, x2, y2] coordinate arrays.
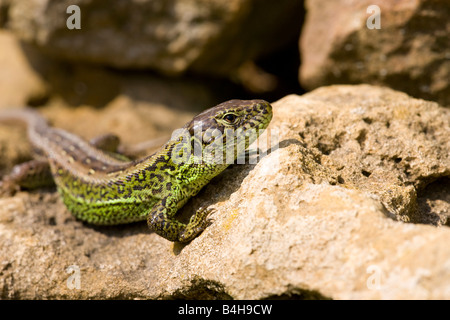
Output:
[[147, 196, 213, 242]]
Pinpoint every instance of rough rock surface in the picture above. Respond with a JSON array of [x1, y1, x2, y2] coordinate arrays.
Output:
[[299, 0, 450, 107], [1, 85, 450, 299], [287, 85, 450, 225], [5, 0, 302, 76]]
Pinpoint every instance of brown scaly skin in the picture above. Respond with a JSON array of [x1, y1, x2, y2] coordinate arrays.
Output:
[[0, 100, 273, 242]]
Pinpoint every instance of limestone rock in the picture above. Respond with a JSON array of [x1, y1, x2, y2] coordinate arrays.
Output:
[[5, 0, 302, 76], [278, 85, 450, 225], [299, 0, 450, 106], [1, 85, 450, 299], [0, 30, 48, 108]]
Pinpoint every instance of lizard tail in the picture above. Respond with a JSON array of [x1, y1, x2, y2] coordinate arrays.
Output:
[[0, 107, 48, 130], [0, 108, 51, 154], [0, 108, 48, 133]]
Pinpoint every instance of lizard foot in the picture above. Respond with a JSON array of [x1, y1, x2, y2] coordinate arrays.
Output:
[[178, 206, 215, 243]]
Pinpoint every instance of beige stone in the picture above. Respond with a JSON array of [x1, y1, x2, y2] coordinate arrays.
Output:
[[299, 0, 450, 106], [0, 30, 48, 108], [6, 0, 301, 76]]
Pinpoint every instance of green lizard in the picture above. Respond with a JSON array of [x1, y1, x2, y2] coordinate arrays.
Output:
[[0, 100, 272, 242]]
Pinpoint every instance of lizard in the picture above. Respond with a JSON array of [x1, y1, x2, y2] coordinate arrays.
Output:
[[0, 99, 273, 242]]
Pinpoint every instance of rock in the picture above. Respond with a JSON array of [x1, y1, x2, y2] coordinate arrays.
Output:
[[299, 0, 450, 107], [281, 85, 450, 225], [1, 85, 450, 299], [5, 0, 302, 76], [0, 30, 49, 108]]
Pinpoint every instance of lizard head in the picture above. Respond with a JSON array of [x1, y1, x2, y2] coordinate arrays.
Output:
[[175, 99, 273, 165]]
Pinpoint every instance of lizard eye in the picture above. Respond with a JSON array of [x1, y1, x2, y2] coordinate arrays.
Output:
[[223, 113, 238, 124]]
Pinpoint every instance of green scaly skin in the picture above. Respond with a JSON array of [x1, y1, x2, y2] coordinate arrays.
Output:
[[0, 100, 273, 242]]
